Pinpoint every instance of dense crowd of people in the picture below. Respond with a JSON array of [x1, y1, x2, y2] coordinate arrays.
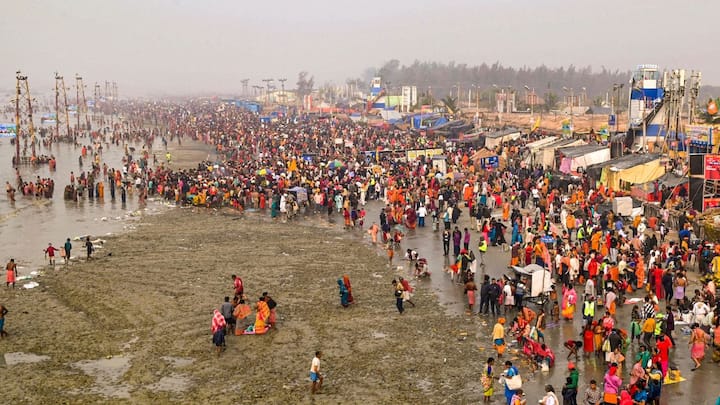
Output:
[[111, 100, 718, 403], [6, 97, 720, 402]]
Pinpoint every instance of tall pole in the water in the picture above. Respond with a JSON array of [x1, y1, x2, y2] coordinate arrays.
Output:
[[75, 74, 81, 138], [24, 79, 36, 157], [15, 71, 21, 166], [93, 83, 101, 125], [55, 72, 61, 140], [61, 77, 71, 140]]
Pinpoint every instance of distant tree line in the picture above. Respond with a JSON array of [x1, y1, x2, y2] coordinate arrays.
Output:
[[357, 59, 633, 111]]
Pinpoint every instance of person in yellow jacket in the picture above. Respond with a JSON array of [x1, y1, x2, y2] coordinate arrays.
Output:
[[641, 316, 656, 348], [493, 318, 506, 357], [566, 213, 576, 241], [478, 238, 488, 266]]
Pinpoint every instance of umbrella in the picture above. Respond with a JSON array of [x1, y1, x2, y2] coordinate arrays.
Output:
[[328, 159, 344, 169]]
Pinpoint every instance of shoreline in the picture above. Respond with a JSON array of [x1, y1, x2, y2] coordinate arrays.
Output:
[[0, 138, 216, 276]]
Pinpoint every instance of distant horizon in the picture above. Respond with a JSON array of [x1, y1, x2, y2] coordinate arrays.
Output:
[[2, 0, 718, 97]]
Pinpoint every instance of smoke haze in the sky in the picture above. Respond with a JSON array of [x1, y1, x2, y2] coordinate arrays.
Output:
[[1, 0, 716, 96]]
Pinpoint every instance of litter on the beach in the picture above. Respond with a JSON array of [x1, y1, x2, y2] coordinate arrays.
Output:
[[623, 298, 643, 305], [23, 281, 40, 289]]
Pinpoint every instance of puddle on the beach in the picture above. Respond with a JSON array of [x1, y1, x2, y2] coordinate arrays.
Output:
[[161, 356, 195, 367], [72, 356, 132, 398], [147, 373, 192, 393], [371, 331, 387, 339], [3, 352, 51, 366]]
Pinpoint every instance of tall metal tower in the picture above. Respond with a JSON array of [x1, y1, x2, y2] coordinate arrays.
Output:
[[262, 78, 273, 105], [13, 71, 37, 164], [241, 79, 249, 98], [75, 74, 90, 133], [93, 82, 102, 124], [54, 72, 71, 140]]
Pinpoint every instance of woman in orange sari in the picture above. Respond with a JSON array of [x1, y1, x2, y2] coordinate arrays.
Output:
[[635, 257, 645, 290], [233, 298, 252, 335], [252, 297, 270, 334], [502, 200, 510, 222]]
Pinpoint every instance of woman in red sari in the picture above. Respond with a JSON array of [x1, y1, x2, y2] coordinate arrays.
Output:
[[405, 206, 417, 229], [653, 265, 664, 300], [582, 323, 594, 355], [342, 275, 354, 304]]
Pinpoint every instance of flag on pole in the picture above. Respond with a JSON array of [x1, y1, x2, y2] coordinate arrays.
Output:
[[531, 117, 541, 132]]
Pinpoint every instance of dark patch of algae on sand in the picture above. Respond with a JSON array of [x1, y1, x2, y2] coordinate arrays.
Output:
[[0, 208, 510, 404]]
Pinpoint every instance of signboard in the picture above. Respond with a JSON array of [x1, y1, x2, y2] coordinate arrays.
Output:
[[687, 124, 713, 143], [608, 114, 616, 126], [0, 123, 16, 138], [406, 148, 444, 161], [479, 155, 499, 169], [41, 113, 56, 124], [704, 197, 720, 210], [705, 154, 720, 180]]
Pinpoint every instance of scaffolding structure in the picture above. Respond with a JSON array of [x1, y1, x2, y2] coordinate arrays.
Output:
[[54, 72, 71, 140], [75, 74, 90, 134], [13, 71, 37, 165]]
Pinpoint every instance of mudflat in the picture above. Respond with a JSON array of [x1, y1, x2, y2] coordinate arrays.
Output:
[[0, 208, 504, 404]]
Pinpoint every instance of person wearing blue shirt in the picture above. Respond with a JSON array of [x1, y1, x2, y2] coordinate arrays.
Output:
[[502, 360, 519, 405]]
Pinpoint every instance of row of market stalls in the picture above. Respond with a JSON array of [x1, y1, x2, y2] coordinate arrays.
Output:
[[464, 133, 686, 203]]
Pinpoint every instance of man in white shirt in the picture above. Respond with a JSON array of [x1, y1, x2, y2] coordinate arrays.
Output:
[[417, 205, 427, 228], [310, 351, 323, 394]]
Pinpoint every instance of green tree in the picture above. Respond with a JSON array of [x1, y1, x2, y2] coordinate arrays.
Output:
[[296, 71, 314, 104], [544, 92, 559, 112]]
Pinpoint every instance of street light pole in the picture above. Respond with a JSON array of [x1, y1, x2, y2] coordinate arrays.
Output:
[[612, 83, 624, 133], [563, 86, 574, 135], [278, 78, 287, 105], [524, 85, 534, 120], [262, 79, 273, 105]]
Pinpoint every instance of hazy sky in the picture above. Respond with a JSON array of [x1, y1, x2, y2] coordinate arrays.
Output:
[[1, 0, 716, 96]]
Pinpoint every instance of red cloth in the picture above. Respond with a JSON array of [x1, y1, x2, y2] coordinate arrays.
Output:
[[583, 329, 594, 353], [400, 279, 413, 293], [211, 309, 226, 333], [233, 277, 243, 295], [656, 337, 672, 362], [653, 267, 664, 299], [45, 246, 59, 257]]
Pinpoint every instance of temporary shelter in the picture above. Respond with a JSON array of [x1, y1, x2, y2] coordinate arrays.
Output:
[[556, 144, 610, 173], [586, 153, 664, 191]]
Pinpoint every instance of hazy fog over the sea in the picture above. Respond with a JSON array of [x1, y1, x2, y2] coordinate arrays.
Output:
[[1, 0, 717, 96]]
